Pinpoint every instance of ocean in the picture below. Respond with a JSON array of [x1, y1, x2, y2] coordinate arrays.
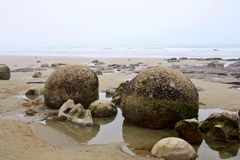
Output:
[[0, 47, 240, 59]]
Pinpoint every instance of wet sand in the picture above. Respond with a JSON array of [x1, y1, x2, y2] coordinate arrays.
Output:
[[0, 55, 239, 160]]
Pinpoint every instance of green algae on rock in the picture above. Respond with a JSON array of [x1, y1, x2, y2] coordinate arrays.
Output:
[[121, 66, 199, 128], [175, 118, 202, 144], [111, 81, 129, 106], [44, 65, 99, 109], [198, 112, 239, 143]]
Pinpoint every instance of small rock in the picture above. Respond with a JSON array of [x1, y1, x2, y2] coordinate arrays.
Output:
[[58, 99, 84, 120], [207, 61, 224, 69], [167, 58, 179, 62], [25, 108, 38, 116], [40, 64, 49, 68], [179, 57, 188, 60], [203, 58, 223, 61], [0, 64, 10, 80], [32, 71, 42, 78], [175, 118, 202, 143], [108, 64, 121, 69], [25, 87, 41, 99], [198, 112, 239, 142], [71, 110, 93, 126], [58, 99, 93, 126], [89, 100, 117, 117], [51, 63, 59, 68], [91, 60, 105, 66], [92, 60, 99, 64], [151, 137, 197, 160]]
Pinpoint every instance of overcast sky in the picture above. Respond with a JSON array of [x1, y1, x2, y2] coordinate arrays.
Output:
[[0, 0, 240, 49]]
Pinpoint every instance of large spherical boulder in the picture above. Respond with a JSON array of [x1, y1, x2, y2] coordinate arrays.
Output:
[[121, 66, 199, 128], [89, 100, 117, 117], [44, 65, 99, 109], [151, 137, 197, 160], [0, 64, 10, 80]]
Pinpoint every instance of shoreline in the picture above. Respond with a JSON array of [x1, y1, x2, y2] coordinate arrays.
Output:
[[0, 55, 239, 160]]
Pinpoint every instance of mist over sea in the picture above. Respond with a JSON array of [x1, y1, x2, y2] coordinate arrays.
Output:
[[0, 47, 240, 59]]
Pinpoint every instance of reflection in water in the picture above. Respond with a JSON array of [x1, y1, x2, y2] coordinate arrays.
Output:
[[203, 136, 240, 159], [45, 97, 239, 159], [46, 120, 100, 144], [93, 113, 117, 125], [89, 109, 124, 144], [122, 120, 178, 156]]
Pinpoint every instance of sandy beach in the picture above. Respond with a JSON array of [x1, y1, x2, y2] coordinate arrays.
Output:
[[0, 55, 239, 160]]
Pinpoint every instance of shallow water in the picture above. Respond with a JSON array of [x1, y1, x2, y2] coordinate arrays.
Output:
[[45, 92, 240, 159]]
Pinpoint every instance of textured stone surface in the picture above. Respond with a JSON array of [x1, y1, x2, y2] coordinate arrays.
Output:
[[32, 72, 42, 78], [198, 112, 239, 142], [44, 65, 99, 109], [151, 137, 197, 160], [175, 118, 202, 143], [121, 67, 199, 128], [0, 64, 10, 80], [58, 99, 93, 126], [89, 100, 117, 117]]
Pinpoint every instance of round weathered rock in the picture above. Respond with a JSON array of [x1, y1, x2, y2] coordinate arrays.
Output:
[[151, 137, 197, 160], [44, 65, 99, 109], [40, 64, 49, 68], [198, 112, 239, 142], [32, 71, 42, 78], [0, 64, 10, 80], [121, 66, 199, 128], [89, 100, 117, 117]]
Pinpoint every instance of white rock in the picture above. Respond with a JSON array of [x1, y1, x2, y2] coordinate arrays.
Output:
[[58, 99, 93, 126], [151, 137, 197, 160], [72, 110, 93, 126], [58, 99, 78, 120]]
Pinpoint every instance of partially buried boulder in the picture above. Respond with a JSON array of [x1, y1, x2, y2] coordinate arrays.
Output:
[[175, 118, 202, 144], [58, 99, 93, 126], [0, 64, 10, 80], [44, 65, 99, 109], [89, 100, 117, 117], [151, 137, 197, 160], [121, 66, 199, 128], [198, 112, 239, 142], [25, 87, 42, 100]]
